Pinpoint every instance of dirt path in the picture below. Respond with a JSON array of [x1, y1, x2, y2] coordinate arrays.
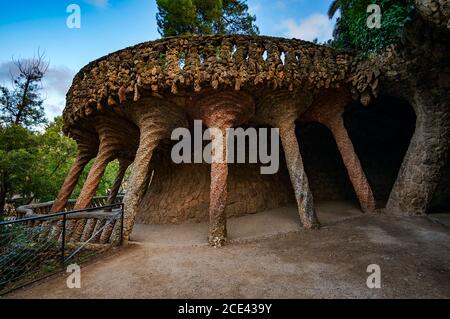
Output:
[[6, 202, 450, 299]]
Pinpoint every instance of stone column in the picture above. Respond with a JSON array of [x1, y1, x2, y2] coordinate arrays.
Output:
[[255, 91, 319, 228], [279, 122, 319, 228], [72, 114, 139, 211], [106, 158, 131, 205], [208, 128, 229, 246], [387, 89, 450, 215], [188, 90, 255, 246], [121, 99, 187, 240], [302, 90, 376, 213], [50, 150, 94, 213], [121, 131, 160, 238], [73, 143, 115, 210], [323, 116, 376, 212]]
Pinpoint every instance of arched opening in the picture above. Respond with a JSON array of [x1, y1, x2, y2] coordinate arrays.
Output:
[[343, 95, 416, 207], [296, 121, 358, 204], [135, 124, 295, 225]]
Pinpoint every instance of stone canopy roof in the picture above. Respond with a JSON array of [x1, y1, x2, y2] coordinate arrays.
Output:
[[63, 35, 380, 134]]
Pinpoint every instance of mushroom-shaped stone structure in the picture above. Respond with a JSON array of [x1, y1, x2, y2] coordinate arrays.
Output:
[[53, 35, 383, 246]]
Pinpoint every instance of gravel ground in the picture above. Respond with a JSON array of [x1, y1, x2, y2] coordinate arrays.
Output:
[[6, 202, 450, 299]]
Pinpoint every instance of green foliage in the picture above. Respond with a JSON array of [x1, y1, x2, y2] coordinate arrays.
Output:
[[329, 0, 414, 52], [31, 117, 78, 202], [73, 159, 121, 199], [0, 118, 122, 213], [30, 118, 122, 202], [0, 125, 40, 208], [156, 0, 259, 37], [0, 223, 59, 290], [0, 54, 123, 214]]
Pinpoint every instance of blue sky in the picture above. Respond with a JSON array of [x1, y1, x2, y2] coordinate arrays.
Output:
[[0, 0, 337, 120]]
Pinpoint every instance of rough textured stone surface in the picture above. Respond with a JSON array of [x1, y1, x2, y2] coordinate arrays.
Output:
[[187, 90, 255, 246], [302, 90, 376, 213], [62, 35, 377, 135], [414, 0, 450, 31], [369, 11, 450, 215], [136, 159, 294, 224], [254, 90, 319, 228], [121, 98, 187, 239]]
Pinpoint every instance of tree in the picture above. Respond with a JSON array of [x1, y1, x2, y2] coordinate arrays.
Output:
[[0, 116, 124, 216], [0, 125, 39, 216], [156, 0, 259, 37], [0, 51, 48, 128], [30, 117, 78, 202], [215, 0, 259, 35], [328, 0, 414, 52]]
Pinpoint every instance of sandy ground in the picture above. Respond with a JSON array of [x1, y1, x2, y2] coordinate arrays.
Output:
[[5, 201, 450, 299]]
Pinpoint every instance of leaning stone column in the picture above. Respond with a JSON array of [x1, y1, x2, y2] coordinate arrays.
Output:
[[51, 128, 99, 213], [323, 116, 376, 212], [255, 91, 319, 228], [279, 122, 319, 228], [188, 90, 255, 246], [73, 142, 115, 210], [70, 140, 115, 242], [106, 158, 131, 205], [302, 90, 376, 213], [73, 115, 138, 210], [121, 131, 159, 238], [121, 99, 187, 240], [50, 150, 94, 213]]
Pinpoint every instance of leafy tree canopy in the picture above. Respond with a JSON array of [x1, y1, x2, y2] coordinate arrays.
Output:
[[329, 0, 415, 52], [0, 124, 39, 212], [0, 119, 122, 215], [156, 0, 259, 37]]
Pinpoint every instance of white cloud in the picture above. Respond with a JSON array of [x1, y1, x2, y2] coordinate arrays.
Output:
[[42, 65, 74, 120], [0, 61, 18, 84], [44, 65, 74, 97], [280, 13, 334, 42], [84, 0, 109, 8]]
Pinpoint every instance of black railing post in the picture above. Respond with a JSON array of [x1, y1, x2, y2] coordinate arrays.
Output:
[[120, 203, 124, 245], [61, 214, 66, 265]]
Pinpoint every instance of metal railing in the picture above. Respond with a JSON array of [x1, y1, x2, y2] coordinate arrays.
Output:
[[0, 203, 124, 295], [16, 195, 124, 218]]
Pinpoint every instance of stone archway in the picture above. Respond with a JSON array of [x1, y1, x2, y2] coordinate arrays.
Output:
[[343, 96, 416, 207], [296, 121, 358, 204]]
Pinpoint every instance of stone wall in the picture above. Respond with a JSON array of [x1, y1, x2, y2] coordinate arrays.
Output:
[[136, 141, 294, 224]]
